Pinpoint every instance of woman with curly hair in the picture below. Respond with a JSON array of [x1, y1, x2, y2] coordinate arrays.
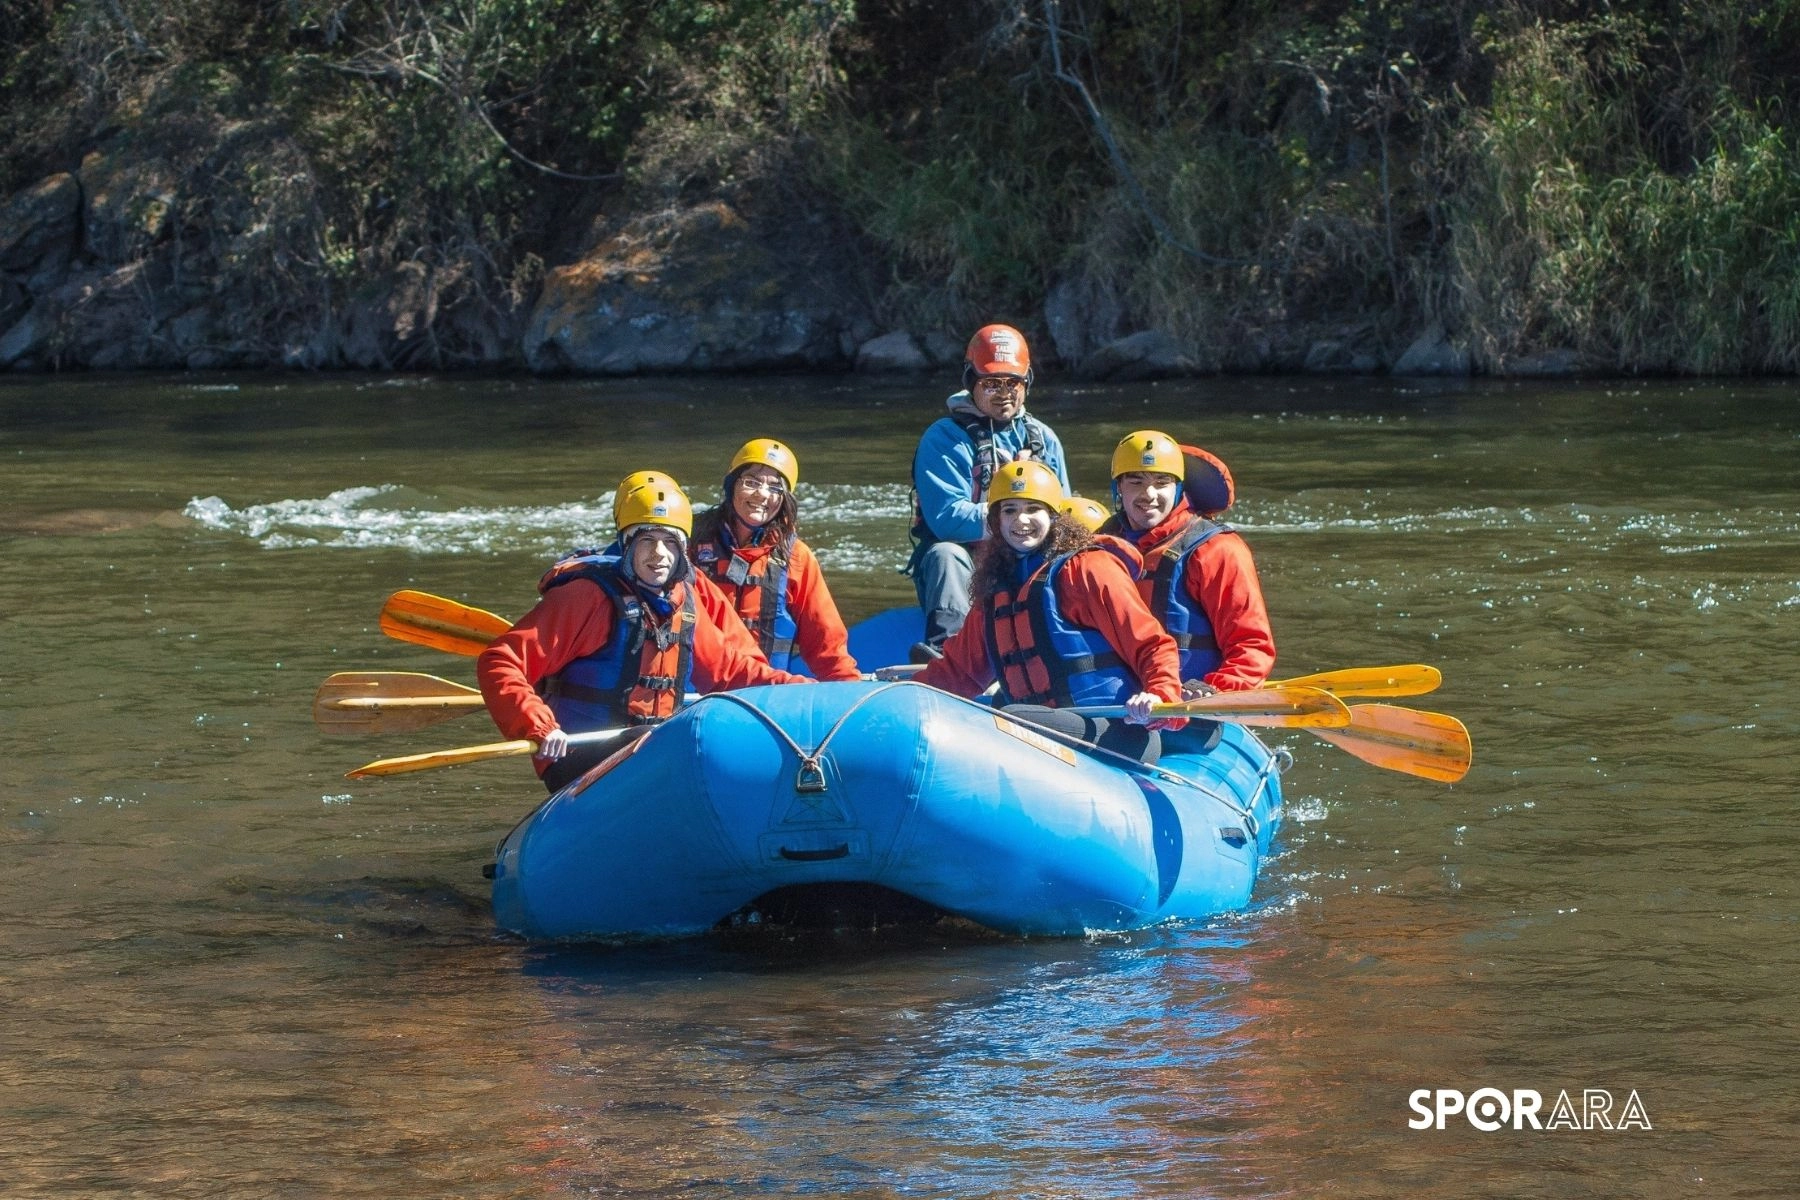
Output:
[[915, 460, 1186, 762]]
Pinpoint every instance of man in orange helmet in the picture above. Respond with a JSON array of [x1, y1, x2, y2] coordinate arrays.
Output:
[[906, 323, 1068, 662]]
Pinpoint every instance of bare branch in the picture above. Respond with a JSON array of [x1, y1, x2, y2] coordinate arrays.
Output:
[[1043, 0, 1256, 268]]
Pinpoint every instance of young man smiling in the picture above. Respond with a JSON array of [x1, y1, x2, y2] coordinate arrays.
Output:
[[1105, 430, 1275, 693], [477, 472, 811, 792]]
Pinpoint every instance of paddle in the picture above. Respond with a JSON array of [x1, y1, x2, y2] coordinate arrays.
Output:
[[1271, 664, 1440, 699], [313, 669, 707, 735], [1071, 685, 1352, 729], [1313, 704, 1472, 783], [878, 661, 1442, 699], [379, 589, 512, 656], [312, 671, 486, 734], [346, 727, 637, 779], [379, 592, 1446, 704]]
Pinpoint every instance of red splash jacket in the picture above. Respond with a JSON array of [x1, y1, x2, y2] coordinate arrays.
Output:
[[1129, 499, 1275, 691], [693, 518, 860, 681]]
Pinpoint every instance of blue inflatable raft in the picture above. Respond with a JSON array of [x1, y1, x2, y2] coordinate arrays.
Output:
[[490, 680, 1286, 942]]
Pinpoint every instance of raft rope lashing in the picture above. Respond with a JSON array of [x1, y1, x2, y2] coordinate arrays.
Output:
[[1232, 746, 1293, 842], [690, 684, 909, 793]]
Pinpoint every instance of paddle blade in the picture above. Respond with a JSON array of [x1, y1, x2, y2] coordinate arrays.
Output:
[[1273, 664, 1442, 699], [347, 738, 538, 778], [347, 726, 634, 778], [312, 671, 487, 735], [1313, 704, 1472, 782], [378, 589, 513, 657]]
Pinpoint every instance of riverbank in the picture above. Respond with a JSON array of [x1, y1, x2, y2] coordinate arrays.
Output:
[[4, 3, 1797, 376]]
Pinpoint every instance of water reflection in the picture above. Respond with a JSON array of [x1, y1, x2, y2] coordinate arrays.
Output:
[[510, 926, 1277, 1196]]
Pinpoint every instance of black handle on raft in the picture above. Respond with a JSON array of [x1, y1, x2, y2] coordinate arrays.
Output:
[[778, 843, 850, 862]]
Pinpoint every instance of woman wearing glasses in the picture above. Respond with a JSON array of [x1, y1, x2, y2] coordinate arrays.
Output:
[[689, 438, 862, 681]]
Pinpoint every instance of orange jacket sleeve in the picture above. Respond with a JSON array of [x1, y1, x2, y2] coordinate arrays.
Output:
[[1055, 550, 1185, 702], [476, 579, 615, 741], [786, 538, 861, 681], [914, 604, 999, 699], [1184, 532, 1275, 690]]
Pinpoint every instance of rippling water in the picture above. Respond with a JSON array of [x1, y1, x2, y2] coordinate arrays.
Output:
[[3, 374, 1797, 1197]]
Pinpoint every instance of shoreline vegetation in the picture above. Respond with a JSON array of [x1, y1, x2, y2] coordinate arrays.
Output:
[[2, 1, 1797, 377]]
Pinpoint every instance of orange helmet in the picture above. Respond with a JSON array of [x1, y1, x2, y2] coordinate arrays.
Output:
[[963, 323, 1033, 387]]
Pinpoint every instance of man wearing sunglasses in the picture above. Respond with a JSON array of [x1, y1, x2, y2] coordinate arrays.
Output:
[[906, 323, 1069, 662]]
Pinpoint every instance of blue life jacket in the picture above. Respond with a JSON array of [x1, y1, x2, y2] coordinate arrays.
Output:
[[909, 408, 1053, 548], [534, 550, 696, 730], [1145, 518, 1230, 681]]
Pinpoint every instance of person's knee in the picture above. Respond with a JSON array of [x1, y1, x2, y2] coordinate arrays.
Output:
[[1003, 704, 1094, 742], [916, 541, 972, 585]]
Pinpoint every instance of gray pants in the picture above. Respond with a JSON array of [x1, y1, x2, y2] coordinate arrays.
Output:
[[909, 539, 974, 649]]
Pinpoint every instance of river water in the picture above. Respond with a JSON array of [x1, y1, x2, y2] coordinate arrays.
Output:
[[2, 373, 1795, 1197]]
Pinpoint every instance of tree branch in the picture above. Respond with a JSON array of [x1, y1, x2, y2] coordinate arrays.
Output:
[[1042, 0, 1253, 268]]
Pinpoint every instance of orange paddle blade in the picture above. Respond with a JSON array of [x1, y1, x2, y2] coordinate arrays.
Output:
[[1313, 704, 1472, 782], [312, 671, 487, 735], [378, 589, 513, 657]]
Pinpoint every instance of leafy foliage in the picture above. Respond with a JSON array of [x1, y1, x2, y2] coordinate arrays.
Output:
[[3, 0, 1799, 371]]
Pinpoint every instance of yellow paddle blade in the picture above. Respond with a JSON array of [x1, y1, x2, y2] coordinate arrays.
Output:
[[378, 589, 513, 657], [312, 671, 487, 735], [1272, 664, 1442, 699], [1313, 704, 1472, 782], [346, 726, 634, 779], [347, 737, 539, 778]]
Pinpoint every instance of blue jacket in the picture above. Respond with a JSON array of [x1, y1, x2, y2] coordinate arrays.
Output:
[[911, 392, 1068, 545]]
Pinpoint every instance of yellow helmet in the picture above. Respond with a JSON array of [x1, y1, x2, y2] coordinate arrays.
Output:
[[986, 459, 1065, 510], [612, 469, 667, 515], [728, 438, 799, 490], [1111, 429, 1184, 479], [1058, 495, 1110, 532], [613, 472, 693, 537]]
